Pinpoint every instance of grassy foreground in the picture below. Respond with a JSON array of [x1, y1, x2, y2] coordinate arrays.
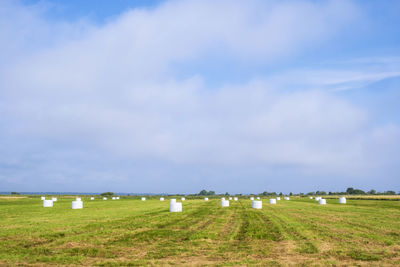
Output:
[[0, 197, 399, 266]]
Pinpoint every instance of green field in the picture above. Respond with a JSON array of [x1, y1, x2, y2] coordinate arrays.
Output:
[[1, 197, 399, 266]]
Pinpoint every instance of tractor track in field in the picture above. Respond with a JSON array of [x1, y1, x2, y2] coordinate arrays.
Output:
[[262, 207, 320, 254]]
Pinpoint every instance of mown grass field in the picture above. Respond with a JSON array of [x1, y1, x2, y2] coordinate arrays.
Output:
[[0, 196, 399, 266]]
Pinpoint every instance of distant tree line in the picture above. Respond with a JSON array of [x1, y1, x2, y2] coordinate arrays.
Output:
[[192, 190, 244, 196], [304, 188, 398, 195], [100, 192, 114, 197], [260, 191, 278, 196], [160, 188, 399, 197], [197, 190, 216, 196], [253, 188, 399, 196]]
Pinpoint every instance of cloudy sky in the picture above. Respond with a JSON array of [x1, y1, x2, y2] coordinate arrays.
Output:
[[1, 0, 399, 194]]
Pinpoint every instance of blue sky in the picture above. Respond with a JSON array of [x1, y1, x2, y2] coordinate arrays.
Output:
[[20, 0, 164, 23], [0, 0, 399, 194]]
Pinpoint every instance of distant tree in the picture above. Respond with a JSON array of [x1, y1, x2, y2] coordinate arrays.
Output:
[[346, 187, 354, 194], [199, 190, 207, 195], [207, 191, 215, 195], [346, 188, 365, 195], [261, 191, 277, 196], [225, 192, 229, 196], [279, 192, 283, 196], [100, 192, 114, 197], [11, 192, 19, 195], [384, 190, 396, 195], [289, 192, 293, 196], [368, 189, 376, 195], [353, 189, 366, 195]]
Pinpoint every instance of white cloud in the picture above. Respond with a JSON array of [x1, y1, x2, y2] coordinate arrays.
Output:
[[1, 0, 360, 73], [0, 0, 93, 69], [0, 0, 399, 192]]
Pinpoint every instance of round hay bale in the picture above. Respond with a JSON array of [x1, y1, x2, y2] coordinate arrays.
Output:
[[72, 200, 83, 209], [43, 200, 53, 207], [221, 199, 229, 207], [252, 200, 262, 209]]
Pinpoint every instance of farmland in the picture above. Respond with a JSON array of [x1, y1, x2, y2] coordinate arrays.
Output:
[[0, 196, 399, 266]]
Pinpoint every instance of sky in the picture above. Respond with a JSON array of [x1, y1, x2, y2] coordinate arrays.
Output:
[[0, 0, 399, 194]]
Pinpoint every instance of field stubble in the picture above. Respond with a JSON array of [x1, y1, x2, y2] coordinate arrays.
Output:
[[0, 197, 399, 266]]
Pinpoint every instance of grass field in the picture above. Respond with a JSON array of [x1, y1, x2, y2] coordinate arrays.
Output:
[[0, 197, 399, 266]]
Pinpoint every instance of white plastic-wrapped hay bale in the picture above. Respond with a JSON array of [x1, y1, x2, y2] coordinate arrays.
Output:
[[160, 197, 165, 201], [256, 197, 260, 200], [339, 197, 346, 204], [112, 197, 116, 200], [51, 197, 57, 202], [103, 197, 107, 200], [72, 200, 83, 209], [309, 196, 313, 199], [41, 196, 45, 200], [43, 200, 53, 207], [284, 197, 290, 200], [175, 202, 183, 212], [90, 197, 94, 200], [276, 197, 281, 200], [141, 197, 146, 201], [229, 197, 232, 200], [204, 197, 209, 201], [315, 197, 321, 201], [116, 197, 120, 200], [181, 197, 185, 201], [250, 197, 254, 200], [269, 199, 277, 204], [221, 197, 225, 201], [252, 200, 262, 209], [76, 197, 81, 201], [319, 199, 326, 205], [169, 199, 182, 212], [221, 199, 229, 207], [234, 197, 238, 201]]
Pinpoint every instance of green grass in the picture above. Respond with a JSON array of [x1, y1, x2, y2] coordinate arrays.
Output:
[[0, 196, 399, 266]]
